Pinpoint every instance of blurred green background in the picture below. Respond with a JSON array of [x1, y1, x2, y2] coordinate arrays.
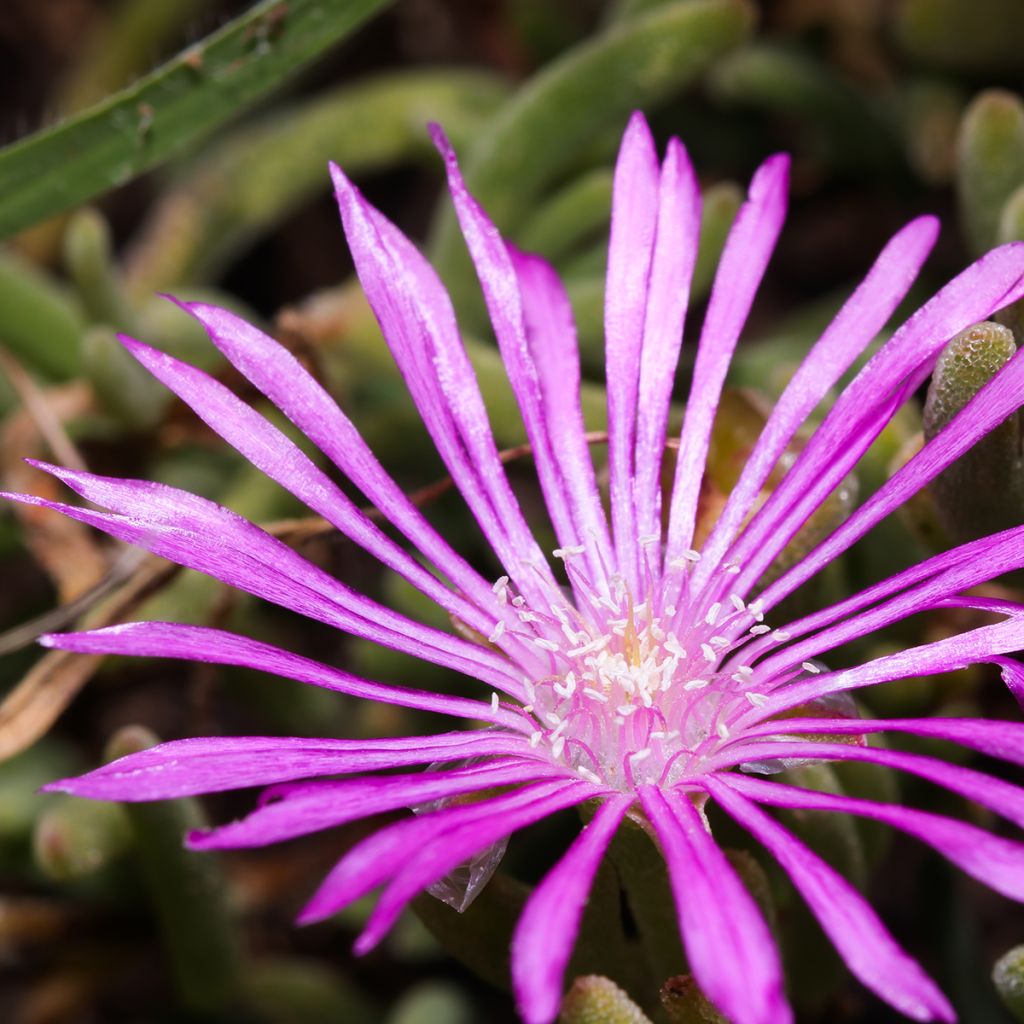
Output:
[[1, 1, 1024, 1022]]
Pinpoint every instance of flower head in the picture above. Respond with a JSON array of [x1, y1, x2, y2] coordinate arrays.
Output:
[[11, 112, 1024, 1024]]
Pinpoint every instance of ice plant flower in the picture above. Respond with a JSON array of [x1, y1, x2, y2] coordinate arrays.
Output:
[[10, 112, 1024, 1024]]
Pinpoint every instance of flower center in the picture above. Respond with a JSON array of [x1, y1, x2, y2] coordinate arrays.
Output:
[[496, 547, 787, 792]]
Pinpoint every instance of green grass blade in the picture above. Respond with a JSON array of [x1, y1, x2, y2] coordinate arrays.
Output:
[[0, 0, 392, 239]]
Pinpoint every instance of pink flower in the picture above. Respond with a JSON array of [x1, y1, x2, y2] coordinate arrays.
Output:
[[10, 112, 1024, 1024]]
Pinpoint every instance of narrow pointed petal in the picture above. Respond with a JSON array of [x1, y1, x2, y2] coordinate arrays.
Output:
[[693, 216, 939, 592], [634, 138, 701, 545], [190, 761, 560, 850], [640, 786, 791, 1024], [729, 774, 1024, 902], [741, 715, 1024, 768], [299, 779, 596, 925], [753, 525, 1024, 679], [44, 732, 527, 801], [665, 153, 789, 567], [430, 126, 588, 585], [711, 740, 1024, 829], [754, 523, 1024, 655], [726, 241, 1024, 595], [4, 472, 523, 695], [707, 778, 954, 1023], [330, 162, 559, 609], [605, 111, 660, 590], [509, 247, 613, 591], [354, 781, 599, 953], [40, 622, 525, 725], [753, 615, 1024, 719], [512, 794, 633, 1024], [177, 300, 501, 618], [117, 335, 496, 639], [758, 342, 1024, 612]]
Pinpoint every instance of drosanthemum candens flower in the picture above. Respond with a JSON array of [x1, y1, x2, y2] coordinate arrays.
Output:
[[10, 111, 1024, 1024]]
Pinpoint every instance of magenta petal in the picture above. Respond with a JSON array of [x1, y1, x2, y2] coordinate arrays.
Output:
[[177, 300, 501, 619], [693, 215, 939, 593], [353, 780, 600, 953], [760, 342, 1024, 612], [329, 162, 559, 612], [40, 622, 526, 726], [510, 246, 614, 593], [711, 740, 1024, 829], [754, 615, 1024, 719], [991, 656, 1024, 707], [727, 241, 1024, 597], [665, 153, 789, 569], [729, 774, 1024, 902], [633, 137, 701, 545], [430, 126, 588, 585], [640, 785, 791, 1024], [752, 525, 1024, 680], [298, 779, 597, 926], [605, 111, 660, 590], [741, 715, 1024, 768], [117, 334, 495, 639], [189, 760, 560, 849], [707, 777, 954, 1022], [5, 475, 523, 696], [45, 732, 525, 801], [511, 794, 633, 1024]]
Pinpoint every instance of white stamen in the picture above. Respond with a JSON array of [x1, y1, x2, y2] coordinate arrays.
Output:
[[490, 692, 500, 713], [716, 721, 731, 740], [629, 748, 653, 763], [582, 687, 610, 704], [802, 661, 822, 674], [744, 692, 769, 707], [705, 602, 722, 626], [533, 637, 560, 652], [616, 704, 638, 717], [684, 678, 710, 690], [749, 624, 771, 636], [529, 731, 543, 748], [553, 545, 585, 560], [578, 766, 602, 784], [488, 621, 506, 643], [729, 594, 746, 612]]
